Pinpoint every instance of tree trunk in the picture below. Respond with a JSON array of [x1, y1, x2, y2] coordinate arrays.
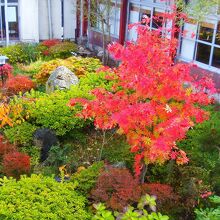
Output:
[[140, 163, 148, 184], [101, 19, 106, 65]]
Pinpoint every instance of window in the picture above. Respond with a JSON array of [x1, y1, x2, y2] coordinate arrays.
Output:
[[0, 0, 19, 41], [180, 19, 220, 71], [91, 0, 121, 37], [127, 0, 170, 41]]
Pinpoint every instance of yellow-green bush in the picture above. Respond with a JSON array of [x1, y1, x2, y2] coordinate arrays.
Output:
[[34, 57, 102, 84], [0, 43, 40, 65], [16, 59, 46, 76], [0, 174, 91, 219], [48, 41, 78, 59]]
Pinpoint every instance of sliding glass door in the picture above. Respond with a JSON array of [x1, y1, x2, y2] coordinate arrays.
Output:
[[0, 0, 19, 44]]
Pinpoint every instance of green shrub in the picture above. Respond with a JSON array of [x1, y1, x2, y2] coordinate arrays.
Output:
[[177, 105, 220, 171], [15, 59, 46, 76], [101, 134, 134, 170], [5, 85, 93, 136], [20, 146, 41, 166], [28, 85, 93, 136], [48, 41, 78, 59], [0, 43, 40, 65], [4, 122, 38, 146], [0, 174, 91, 219], [72, 161, 104, 195], [20, 43, 41, 63], [46, 145, 73, 168]]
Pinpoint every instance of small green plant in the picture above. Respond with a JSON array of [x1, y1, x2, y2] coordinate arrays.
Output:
[[72, 161, 104, 195], [195, 195, 220, 220], [92, 194, 169, 220]]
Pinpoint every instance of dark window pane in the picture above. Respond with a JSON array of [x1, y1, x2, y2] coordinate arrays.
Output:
[[215, 22, 220, 45], [196, 43, 211, 65], [212, 47, 220, 68], [152, 9, 164, 29], [198, 22, 214, 43]]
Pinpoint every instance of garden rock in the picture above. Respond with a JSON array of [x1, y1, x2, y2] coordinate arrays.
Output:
[[46, 66, 79, 93], [33, 128, 58, 162]]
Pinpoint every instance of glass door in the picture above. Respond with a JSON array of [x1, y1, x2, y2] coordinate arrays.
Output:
[[0, 0, 19, 44], [7, 5, 18, 39]]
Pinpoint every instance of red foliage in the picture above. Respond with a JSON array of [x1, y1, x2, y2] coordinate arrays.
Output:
[[42, 39, 61, 48], [90, 168, 142, 211], [43, 50, 50, 56], [4, 75, 35, 95], [69, 9, 216, 178], [0, 135, 16, 158], [142, 183, 180, 211], [2, 151, 30, 178]]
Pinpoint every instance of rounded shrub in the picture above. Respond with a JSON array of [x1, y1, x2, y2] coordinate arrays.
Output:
[[48, 41, 78, 59], [4, 75, 35, 95], [0, 174, 91, 219], [2, 151, 30, 179]]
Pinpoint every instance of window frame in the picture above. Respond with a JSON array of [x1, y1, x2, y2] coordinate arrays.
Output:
[[180, 18, 220, 72]]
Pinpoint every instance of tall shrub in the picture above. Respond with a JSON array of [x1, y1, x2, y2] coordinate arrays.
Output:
[[69, 19, 216, 181]]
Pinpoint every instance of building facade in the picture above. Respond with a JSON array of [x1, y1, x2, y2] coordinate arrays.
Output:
[[80, 0, 220, 76], [0, 0, 77, 45]]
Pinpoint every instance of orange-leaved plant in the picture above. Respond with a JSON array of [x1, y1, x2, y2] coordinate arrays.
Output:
[[69, 9, 216, 181]]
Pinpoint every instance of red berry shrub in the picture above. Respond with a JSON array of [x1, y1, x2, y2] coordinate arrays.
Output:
[[4, 75, 35, 95], [90, 168, 142, 211], [2, 151, 30, 179]]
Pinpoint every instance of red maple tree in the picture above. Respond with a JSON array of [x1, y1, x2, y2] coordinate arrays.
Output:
[[69, 9, 216, 181]]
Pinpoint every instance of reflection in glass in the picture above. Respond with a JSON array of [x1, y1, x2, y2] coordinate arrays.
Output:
[[212, 47, 220, 68], [152, 8, 164, 29], [128, 3, 139, 41], [196, 43, 211, 65], [198, 22, 214, 43], [140, 7, 151, 26]]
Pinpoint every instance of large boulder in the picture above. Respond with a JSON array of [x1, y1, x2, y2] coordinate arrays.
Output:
[[46, 66, 79, 93]]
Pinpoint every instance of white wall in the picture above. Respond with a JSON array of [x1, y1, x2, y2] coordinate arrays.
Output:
[[18, 0, 39, 42], [51, 0, 62, 39], [19, 0, 76, 42], [39, 0, 50, 40], [64, 0, 76, 39]]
